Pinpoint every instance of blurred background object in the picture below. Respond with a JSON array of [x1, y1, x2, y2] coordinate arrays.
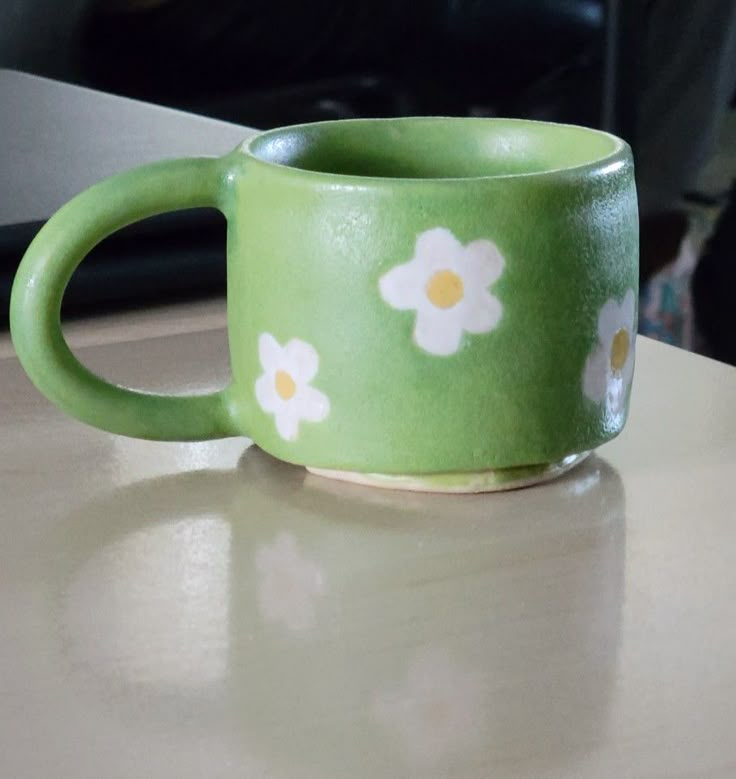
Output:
[[0, 70, 249, 321], [1, 0, 734, 362], [1, 0, 637, 133]]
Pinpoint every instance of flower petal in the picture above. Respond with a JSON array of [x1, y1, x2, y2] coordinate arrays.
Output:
[[379, 260, 426, 310], [283, 338, 320, 384], [607, 374, 627, 417], [414, 309, 464, 356], [275, 406, 300, 441], [459, 239, 505, 287], [255, 373, 279, 414], [258, 332, 282, 373], [294, 385, 330, 423], [597, 298, 625, 343], [413, 227, 464, 269], [459, 289, 502, 334], [620, 288, 637, 329], [582, 344, 608, 403], [621, 334, 636, 389]]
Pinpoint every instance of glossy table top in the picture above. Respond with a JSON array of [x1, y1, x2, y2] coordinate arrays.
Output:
[[2, 304, 735, 778]]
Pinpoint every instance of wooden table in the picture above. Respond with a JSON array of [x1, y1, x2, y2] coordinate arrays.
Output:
[[2, 304, 735, 778]]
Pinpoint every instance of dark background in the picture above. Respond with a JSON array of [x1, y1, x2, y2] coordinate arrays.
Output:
[[1, 0, 734, 362]]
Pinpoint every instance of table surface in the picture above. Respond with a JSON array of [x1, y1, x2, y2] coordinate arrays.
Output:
[[2, 304, 735, 779], [0, 70, 250, 226]]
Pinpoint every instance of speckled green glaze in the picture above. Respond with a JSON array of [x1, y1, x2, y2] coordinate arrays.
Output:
[[10, 118, 638, 483]]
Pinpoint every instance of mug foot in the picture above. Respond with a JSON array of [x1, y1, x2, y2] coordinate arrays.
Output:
[[307, 451, 591, 494]]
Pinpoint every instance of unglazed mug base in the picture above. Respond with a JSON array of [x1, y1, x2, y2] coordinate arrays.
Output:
[[307, 451, 591, 494]]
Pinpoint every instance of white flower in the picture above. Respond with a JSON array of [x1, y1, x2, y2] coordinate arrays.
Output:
[[255, 532, 326, 632], [582, 289, 636, 419], [379, 227, 504, 356], [373, 648, 485, 765], [254, 334, 330, 441]]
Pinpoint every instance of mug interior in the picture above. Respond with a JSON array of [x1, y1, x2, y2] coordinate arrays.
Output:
[[247, 117, 624, 180]]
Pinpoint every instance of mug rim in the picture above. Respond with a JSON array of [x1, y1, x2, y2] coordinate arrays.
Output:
[[239, 116, 629, 185]]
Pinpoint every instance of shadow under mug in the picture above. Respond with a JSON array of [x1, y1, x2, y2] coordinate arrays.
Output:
[[10, 118, 638, 491]]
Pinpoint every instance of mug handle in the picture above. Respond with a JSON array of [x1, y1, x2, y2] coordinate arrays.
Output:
[[9, 156, 241, 441]]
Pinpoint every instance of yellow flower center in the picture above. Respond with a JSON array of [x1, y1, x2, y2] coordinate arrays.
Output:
[[610, 328, 630, 372], [275, 370, 297, 400], [426, 269, 464, 309]]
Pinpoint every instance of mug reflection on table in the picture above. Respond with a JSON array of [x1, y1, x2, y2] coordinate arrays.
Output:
[[51, 449, 625, 777]]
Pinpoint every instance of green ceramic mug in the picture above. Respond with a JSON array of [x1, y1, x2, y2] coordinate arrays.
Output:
[[10, 118, 638, 492]]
